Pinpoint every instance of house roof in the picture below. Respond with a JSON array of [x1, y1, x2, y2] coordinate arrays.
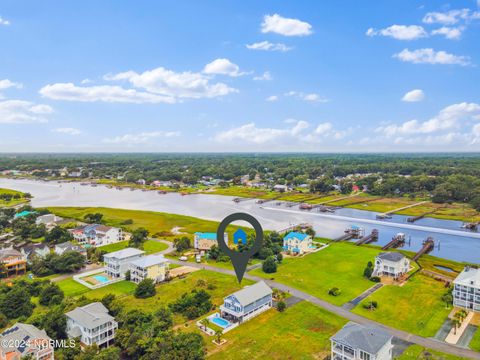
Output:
[[454, 267, 480, 288], [229, 281, 272, 306], [283, 232, 309, 242], [103, 247, 144, 259], [331, 322, 392, 354], [21, 243, 49, 253], [56, 241, 74, 249], [130, 254, 168, 268], [0, 248, 22, 259], [377, 252, 405, 262], [0, 323, 51, 353], [66, 302, 114, 329], [195, 232, 217, 240]]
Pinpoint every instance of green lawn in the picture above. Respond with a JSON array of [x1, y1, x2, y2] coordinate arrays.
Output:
[[0, 187, 28, 206], [352, 274, 450, 337], [397, 345, 467, 360], [117, 270, 252, 313], [57, 278, 136, 298], [250, 242, 381, 306], [100, 239, 168, 254], [470, 327, 480, 352], [207, 301, 347, 360]]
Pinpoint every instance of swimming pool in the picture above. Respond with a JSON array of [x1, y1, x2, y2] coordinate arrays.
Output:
[[93, 275, 110, 283], [208, 314, 231, 328]]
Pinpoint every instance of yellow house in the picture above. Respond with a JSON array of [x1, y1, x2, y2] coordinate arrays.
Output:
[[194, 232, 228, 252], [129, 255, 169, 284]]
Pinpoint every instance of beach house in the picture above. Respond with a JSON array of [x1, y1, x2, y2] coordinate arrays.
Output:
[[69, 224, 123, 246], [282, 232, 313, 255], [103, 248, 145, 278], [66, 302, 118, 347], [194, 232, 228, 252], [453, 267, 480, 312], [372, 252, 410, 279], [129, 254, 170, 284], [20, 243, 50, 263], [331, 322, 393, 360], [0, 323, 54, 360], [220, 281, 273, 324], [0, 249, 27, 277]]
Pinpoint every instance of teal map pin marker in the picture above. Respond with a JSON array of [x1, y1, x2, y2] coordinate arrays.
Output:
[[216, 213, 264, 283]]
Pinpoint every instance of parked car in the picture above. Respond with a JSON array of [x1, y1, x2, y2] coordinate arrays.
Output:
[[179, 256, 188, 261]]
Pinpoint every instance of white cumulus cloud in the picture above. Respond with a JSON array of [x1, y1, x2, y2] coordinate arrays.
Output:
[[431, 26, 463, 39], [0, 16, 10, 26], [402, 89, 425, 102], [285, 91, 329, 103], [0, 100, 53, 124], [266, 95, 278, 102], [376, 102, 480, 136], [261, 14, 313, 37], [103, 131, 180, 144], [203, 58, 247, 77], [52, 127, 82, 135], [246, 41, 292, 52], [366, 25, 428, 40], [253, 71, 272, 81], [39, 83, 176, 104], [0, 79, 22, 90], [423, 9, 480, 25], [393, 48, 470, 66]]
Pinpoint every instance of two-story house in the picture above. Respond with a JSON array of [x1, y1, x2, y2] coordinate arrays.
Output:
[[35, 214, 63, 229], [54, 241, 87, 257], [20, 243, 50, 263], [372, 252, 410, 279], [220, 281, 273, 324], [0, 249, 27, 277], [194, 232, 228, 252], [453, 267, 480, 312], [282, 232, 313, 255], [66, 302, 118, 347], [129, 254, 169, 284], [69, 224, 123, 246], [103, 247, 145, 279], [331, 322, 393, 360], [0, 323, 54, 360]]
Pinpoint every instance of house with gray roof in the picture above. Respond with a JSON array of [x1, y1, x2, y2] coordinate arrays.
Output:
[[103, 247, 145, 278], [66, 302, 118, 347], [373, 252, 410, 279], [453, 266, 480, 312], [129, 254, 169, 284], [54, 241, 87, 257], [331, 322, 393, 360], [20, 243, 50, 263], [0, 322, 54, 359], [220, 281, 273, 324]]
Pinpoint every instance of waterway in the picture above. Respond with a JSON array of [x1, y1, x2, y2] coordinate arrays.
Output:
[[1, 178, 479, 264]]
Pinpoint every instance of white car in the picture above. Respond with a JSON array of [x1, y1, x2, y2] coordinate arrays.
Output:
[[179, 256, 188, 261]]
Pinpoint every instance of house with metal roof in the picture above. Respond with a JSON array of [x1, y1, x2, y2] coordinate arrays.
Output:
[[103, 247, 145, 278], [220, 281, 273, 324], [0, 322, 54, 359], [0, 249, 27, 277], [373, 252, 410, 280], [331, 322, 393, 360], [129, 254, 169, 284], [66, 302, 118, 347], [453, 266, 480, 312], [35, 214, 63, 229], [194, 232, 228, 252], [20, 243, 50, 264], [54, 241, 87, 257], [283, 231, 313, 255]]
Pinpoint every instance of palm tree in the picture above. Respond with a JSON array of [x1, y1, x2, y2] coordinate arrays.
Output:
[[200, 318, 210, 332], [452, 318, 461, 335], [214, 330, 223, 344]]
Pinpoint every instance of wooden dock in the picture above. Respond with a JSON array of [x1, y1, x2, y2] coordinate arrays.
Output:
[[278, 223, 313, 234], [412, 237, 435, 261], [333, 226, 364, 242], [377, 201, 428, 219], [382, 233, 406, 250], [355, 229, 379, 246]]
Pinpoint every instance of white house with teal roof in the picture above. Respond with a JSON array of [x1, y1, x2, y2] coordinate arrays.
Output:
[[283, 232, 313, 255], [194, 232, 228, 252]]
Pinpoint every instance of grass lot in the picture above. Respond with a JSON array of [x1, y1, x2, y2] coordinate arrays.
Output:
[[0, 187, 28, 207], [116, 270, 251, 313], [470, 327, 480, 352], [207, 302, 347, 360], [352, 274, 450, 337], [46, 207, 221, 239], [100, 239, 168, 254], [398, 345, 466, 360], [57, 278, 136, 298], [250, 242, 381, 306]]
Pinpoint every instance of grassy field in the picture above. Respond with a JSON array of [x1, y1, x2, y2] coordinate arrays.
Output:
[[470, 327, 480, 352], [100, 239, 168, 254], [0, 187, 28, 206], [207, 301, 347, 360], [397, 345, 467, 360], [57, 278, 136, 298], [250, 242, 381, 306], [352, 274, 450, 337], [116, 270, 251, 313], [46, 207, 222, 239]]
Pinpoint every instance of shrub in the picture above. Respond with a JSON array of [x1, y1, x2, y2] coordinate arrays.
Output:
[[370, 276, 381, 283], [328, 287, 341, 296], [134, 279, 156, 299], [363, 301, 378, 310], [276, 301, 286, 312], [262, 256, 277, 273]]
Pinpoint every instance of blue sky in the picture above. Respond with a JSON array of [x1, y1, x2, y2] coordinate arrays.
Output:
[[1, 0, 480, 152]]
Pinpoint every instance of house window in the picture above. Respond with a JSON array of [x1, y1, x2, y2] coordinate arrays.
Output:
[[359, 350, 371, 360]]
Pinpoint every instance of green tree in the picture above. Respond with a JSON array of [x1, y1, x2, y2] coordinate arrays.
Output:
[[134, 278, 156, 299], [0, 286, 34, 319], [129, 228, 149, 248], [83, 213, 104, 223], [173, 237, 191, 252], [39, 283, 64, 306], [262, 256, 277, 273], [276, 301, 286, 312]]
